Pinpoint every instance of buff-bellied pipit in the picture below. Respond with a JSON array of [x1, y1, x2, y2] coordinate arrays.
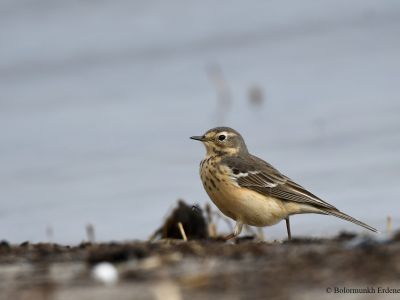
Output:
[[191, 127, 377, 240]]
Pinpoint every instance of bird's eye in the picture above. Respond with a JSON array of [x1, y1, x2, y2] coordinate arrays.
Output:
[[218, 134, 226, 141]]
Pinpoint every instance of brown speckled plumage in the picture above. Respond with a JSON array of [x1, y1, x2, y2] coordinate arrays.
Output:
[[191, 127, 377, 240]]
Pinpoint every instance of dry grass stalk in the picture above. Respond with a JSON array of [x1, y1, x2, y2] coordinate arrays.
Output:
[[86, 224, 96, 243], [177, 222, 188, 241], [387, 216, 393, 234]]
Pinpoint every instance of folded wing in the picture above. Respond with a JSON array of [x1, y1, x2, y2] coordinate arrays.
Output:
[[223, 155, 337, 210]]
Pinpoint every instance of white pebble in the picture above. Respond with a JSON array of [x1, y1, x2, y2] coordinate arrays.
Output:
[[92, 262, 118, 285]]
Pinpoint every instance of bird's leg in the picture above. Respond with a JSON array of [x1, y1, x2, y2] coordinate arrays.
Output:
[[224, 221, 243, 241], [285, 217, 292, 241]]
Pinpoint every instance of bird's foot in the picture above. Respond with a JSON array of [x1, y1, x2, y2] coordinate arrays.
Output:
[[223, 233, 236, 241]]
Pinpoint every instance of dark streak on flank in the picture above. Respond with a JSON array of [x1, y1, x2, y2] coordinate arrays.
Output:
[[200, 159, 206, 168], [210, 179, 217, 189]]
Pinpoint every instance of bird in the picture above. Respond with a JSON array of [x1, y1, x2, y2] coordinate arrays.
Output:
[[190, 126, 377, 240]]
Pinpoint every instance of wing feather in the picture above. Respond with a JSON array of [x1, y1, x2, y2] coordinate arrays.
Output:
[[222, 155, 337, 210]]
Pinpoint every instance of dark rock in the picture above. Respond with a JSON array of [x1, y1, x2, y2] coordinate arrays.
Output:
[[155, 199, 208, 240]]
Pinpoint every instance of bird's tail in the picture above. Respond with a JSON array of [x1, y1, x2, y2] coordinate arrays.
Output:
[[322, 209, 378, 233]]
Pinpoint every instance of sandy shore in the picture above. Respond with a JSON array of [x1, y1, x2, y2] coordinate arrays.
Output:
[[1, 232, 400, 300]]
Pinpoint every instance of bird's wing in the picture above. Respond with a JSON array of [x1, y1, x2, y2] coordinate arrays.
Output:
[[221, 155, 337, 210]]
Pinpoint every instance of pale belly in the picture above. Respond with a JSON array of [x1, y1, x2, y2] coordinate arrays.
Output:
[[199, 156, 320, 227], [204, 181, 291, 227]]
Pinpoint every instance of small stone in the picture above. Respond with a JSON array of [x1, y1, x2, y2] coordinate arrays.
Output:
[[92, 262, 118, 286]]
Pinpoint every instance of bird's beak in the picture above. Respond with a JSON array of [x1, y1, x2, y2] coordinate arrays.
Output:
[[190, 135, 205, 142]]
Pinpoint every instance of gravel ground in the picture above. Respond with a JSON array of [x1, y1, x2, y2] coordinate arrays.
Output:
[[1, 232, 400, 300]]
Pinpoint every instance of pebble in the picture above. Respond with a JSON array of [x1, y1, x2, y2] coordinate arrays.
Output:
[[92, 262, 118, 285]]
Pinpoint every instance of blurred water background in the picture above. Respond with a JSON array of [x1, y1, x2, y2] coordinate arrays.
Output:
[[1, 0, 400, 243]]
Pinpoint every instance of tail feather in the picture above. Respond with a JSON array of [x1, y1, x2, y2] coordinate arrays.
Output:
[[323, 209, 378, 233]]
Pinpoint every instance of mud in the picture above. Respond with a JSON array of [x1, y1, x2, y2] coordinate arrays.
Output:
[[1, 232, 399, 300]]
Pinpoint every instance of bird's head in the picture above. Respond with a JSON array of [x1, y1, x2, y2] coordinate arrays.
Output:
[[190, 127, 248, 156]]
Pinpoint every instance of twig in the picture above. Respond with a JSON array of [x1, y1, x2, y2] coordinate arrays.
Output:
[[206, 63, 231, 124], [213, 211, 234, 231], [257, 228, 265, 241], [204, 203, 217, 238], [86, 223, 96, 243], [387, 216, 393, 234], [45, 226, 53, 243], [148, 227, 162, 242], [177, 222, 188, 241]]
